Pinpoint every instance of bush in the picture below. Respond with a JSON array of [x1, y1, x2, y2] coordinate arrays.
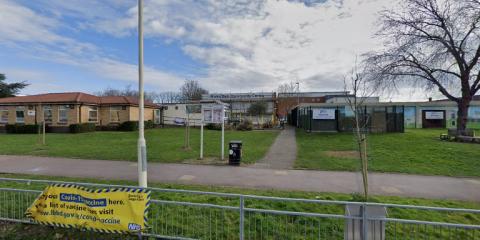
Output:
[[262, 121, 273, 129], [205, 123, 222, 130], [69, 123, 96, 133], [118, 121, 138, 131], [236, 120, 253, 131], [118, 121, 154, 131], [5, 124, 39, 134], [145, 120, 155, 129], [96, 125, 119, 131]]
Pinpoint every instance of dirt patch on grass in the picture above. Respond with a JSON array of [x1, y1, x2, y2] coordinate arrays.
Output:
[[324, 151, 359, 159]]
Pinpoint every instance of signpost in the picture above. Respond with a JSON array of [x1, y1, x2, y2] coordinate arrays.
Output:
[[312, 108, 336, 120], [425, 111, 444, 120], [200, 104, 226, 160]]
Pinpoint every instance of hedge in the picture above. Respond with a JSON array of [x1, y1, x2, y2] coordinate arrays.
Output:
[[205, 123, 222, 131], [69, 123, 96, 133], [118, 120, 155, 131], [5, 124, 39, 134]]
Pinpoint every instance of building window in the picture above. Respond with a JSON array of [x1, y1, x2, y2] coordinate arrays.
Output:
[[110, 106, 122, 122], [88, 106, 98, 122], [154, 109, 161, 124], [0, 108, 8, 123], [16, 107, 25, 123], [58, 105, 68, 123], [43, 106, 52, 122]]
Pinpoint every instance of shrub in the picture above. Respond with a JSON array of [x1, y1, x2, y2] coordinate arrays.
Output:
[[96, 125, 119, 131], [145, 120, 155, 129], [5, 124, 39, 134], [262, 121, 273, 129], [118, 121, 138, 131], [205, 123, 222, 130], [69, 123, 96, 133], [236, 120, 253, 131], [118, 121, 154, 131]]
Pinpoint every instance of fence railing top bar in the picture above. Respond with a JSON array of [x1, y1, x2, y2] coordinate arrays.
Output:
[[0, 177, 242, 198], [242, 194, 480, 214], [1, 177, 480, 215], [0, 187, 41, 193], [365, 201, 480, 214], [370, 217, 480, 229]]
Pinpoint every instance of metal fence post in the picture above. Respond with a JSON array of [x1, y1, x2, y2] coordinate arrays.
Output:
[[362, 203, 368, 240], [239, 195, 245, 240]]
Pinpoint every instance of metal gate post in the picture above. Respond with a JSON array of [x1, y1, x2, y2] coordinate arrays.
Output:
[[240, 196, 245, 240], [362, 203, 368, 240]]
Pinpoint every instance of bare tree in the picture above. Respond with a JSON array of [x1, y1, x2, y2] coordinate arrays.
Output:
[[151, 91, 182, 104], [365, 0, 480, 131], [95, 85, 156, 102], [344, 66, 377, 201], [277, 82, 298, 93], [180, 79, 208, 101]]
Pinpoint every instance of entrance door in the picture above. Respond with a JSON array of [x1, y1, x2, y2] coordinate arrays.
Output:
[[422, 110, 446, 128], [154, 109, 162, 125]]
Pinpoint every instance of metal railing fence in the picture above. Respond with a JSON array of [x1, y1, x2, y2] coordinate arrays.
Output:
[[0, 177, 479, 239]]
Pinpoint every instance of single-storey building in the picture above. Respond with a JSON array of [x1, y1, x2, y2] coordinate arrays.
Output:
[[295, 102, 405, 133], [293, 98, 480, 133], [402, 100, 480, 129], [202, 92, 275, 125], [276, 91, 352, 119], [0, 92, 162, 132], [162, 100, 229, 127], [162, 103, 202, 126]]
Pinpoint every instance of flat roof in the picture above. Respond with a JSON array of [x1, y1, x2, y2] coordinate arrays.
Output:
[[298, 100, 480, 108]]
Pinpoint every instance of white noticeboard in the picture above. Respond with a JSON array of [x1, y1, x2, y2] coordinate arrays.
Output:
[[27, 110, 36, 116], [312, 108, 336, 120], [425, 111, 444, 120], [202, 105, 225, 124], [200, 104, 226, 160]]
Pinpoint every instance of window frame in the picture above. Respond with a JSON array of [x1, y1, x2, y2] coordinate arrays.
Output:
[[15, 107, 25, 123], [109, 106, 123, 123], [43, 105, 53, 123], [58, 105, 69, 123], [0, 108, 9, 123], [88, 106, 98, 122]]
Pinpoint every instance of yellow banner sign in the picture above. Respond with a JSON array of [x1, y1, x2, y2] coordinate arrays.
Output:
[[26, 184, 151, 234]]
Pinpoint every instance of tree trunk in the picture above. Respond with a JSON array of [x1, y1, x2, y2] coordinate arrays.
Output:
[[456, 99, 471, 132]]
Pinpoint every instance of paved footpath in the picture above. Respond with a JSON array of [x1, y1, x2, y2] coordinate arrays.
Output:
[[0, 155, 479, 201], [254, 126, 297, 169]]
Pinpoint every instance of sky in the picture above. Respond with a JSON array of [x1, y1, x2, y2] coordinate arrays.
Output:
[[0, 0, 442, 101]]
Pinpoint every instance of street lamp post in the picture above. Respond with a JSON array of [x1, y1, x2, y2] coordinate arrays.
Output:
[[137, 0, 148, 188], [296, 81, 300, 127]]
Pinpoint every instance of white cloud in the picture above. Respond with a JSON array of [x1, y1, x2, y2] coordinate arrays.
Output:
[[4, 0, 427, 101], [86, 0, 392, 93], [0, 0, 185, 92]]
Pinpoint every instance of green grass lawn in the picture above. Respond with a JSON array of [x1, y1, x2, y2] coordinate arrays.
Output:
[[0, 127, 279, 164], [0, 174, 479, 239], [296, 129, 480, 177]]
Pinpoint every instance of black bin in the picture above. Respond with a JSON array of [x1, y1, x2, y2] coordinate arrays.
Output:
[[228, 140, 242, 166]]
